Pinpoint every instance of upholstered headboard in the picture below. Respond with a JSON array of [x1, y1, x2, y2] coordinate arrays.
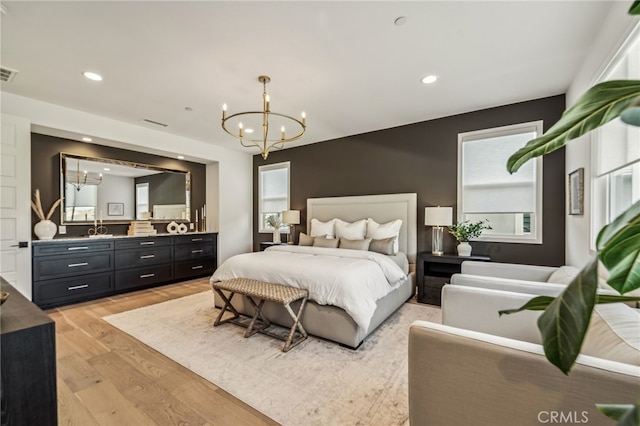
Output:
[[306, 193, 417, 263]]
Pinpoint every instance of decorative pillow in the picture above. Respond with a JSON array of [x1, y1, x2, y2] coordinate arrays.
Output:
[[366, 218, 402, 254], [581, 303, 640, 366], [310, 218, 335, 239], [339, 237, 371, 251], [313, 237, 340, 249], [335, 219, 367, 240], [546, 266, 580, 285], [298, 232, 315, 246], [369, 237, 396, 255]]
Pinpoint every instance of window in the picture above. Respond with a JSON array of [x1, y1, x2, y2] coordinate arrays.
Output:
[[592, 27, 640, 247], [136, 183, 149, 219], [458, 121, 543, 243], [258, 162, 290, 233]]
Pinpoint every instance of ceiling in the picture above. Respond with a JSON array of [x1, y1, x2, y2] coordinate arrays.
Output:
[[0, 1, 614, 159]]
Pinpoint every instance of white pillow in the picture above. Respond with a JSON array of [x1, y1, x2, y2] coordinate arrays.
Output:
[[546, 266, 580, 285], [335, 219, 367, 240], [366, 218, 402, 254], [310, 218, 335, 239], [581, 303, 640, 366]]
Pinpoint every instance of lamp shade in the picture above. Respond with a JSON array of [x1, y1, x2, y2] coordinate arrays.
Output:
[[425, 207, 453, 226], [282, 210, 301, 225]]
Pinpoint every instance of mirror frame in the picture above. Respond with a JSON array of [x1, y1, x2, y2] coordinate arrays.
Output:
[[60, 152, 191, 225]]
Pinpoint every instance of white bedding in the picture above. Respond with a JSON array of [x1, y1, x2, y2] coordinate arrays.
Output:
[[210, 245, 408, 331]]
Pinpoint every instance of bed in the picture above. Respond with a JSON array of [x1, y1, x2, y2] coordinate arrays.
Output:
[[210, 193, 417, 348]]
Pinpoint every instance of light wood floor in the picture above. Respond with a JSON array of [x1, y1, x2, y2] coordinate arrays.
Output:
[[46, 278, 279, 426]]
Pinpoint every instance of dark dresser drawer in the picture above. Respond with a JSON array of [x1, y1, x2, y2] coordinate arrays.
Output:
[[34, 272, 114, 306], [174, 243, 215, 261], [115, 245, 173, 269], [174, 258, 216, 280], [174, 234, 216, 245], [114, 236, 173, 250], [115, 264, 174, 290], [33, 240, 113, 256], [34, 252, 114, 281]]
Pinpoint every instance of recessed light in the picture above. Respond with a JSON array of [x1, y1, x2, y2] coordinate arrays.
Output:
[[245, 128, 254, 134], [83, 71, 103, 81], [421, 75, 438, 85], [177, 155, 185, 160], [394, 16, 407, 26], [82, 137, 92, 142]]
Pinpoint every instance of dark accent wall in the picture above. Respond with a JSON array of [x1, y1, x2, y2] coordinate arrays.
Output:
[[253, 95, 566, 266], [135, 172, 187, 206], [31, 133, 206, 238]]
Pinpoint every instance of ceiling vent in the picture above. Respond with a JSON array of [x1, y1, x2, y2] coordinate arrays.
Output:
[[141, 118, 168, 127], [0, 66, 19, 83]]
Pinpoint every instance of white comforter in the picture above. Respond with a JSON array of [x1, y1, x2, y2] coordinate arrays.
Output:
[[210, 245, 407, 331]]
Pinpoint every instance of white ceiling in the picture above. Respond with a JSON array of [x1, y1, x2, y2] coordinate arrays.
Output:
[[0, 1, 615, 159]]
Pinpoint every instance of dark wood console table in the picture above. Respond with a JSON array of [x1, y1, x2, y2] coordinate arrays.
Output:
[[1, 278, 57, 425]]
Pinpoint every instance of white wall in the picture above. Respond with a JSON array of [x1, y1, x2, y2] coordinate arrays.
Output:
[[564, 2, 639, 267], [1, 92, 253, 264]]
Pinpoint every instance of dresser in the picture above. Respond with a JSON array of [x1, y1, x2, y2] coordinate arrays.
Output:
[[1, 278, 57, 425], [32, 233, 217, 308]]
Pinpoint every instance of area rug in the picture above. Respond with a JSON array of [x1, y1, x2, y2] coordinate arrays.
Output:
[[103, 292, 442, 425]]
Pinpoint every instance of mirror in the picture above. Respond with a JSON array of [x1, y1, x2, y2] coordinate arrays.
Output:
[[60, 153, 191, 225]]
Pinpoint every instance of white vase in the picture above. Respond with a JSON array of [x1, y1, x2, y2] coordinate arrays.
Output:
[[34, 219, 57, 240], [457, 242, 472, 257], [272, 229, 281, 243]]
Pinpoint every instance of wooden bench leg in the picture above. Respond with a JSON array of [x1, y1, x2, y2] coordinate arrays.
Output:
[[213, 290, 240, 326], [244, 297, 271, 338], [282, 297, 308, 352]]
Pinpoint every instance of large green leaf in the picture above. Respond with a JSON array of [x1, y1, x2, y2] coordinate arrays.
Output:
[[597, 201, 640, 295], [536, 258, 599, 374], [597, 401, 640, 426], [507, 80, 640, 173], [630, 1, 640, 14]]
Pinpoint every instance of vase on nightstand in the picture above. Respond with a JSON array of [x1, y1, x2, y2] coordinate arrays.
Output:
[[457, 242, 472, 257], [272, 229, 281, 243]]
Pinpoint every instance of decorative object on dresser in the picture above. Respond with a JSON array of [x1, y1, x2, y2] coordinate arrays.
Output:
[[1, 278, 57, 426], [31, 189, 61, 240], [166, 221, 179, 234], [282, 209, 300, 244], [221, 75, 306, 159], [32, 233, 217, 308], [417, 252, 490, 306], [128, 220, 157, 236], [448, 219, 491, 256], [424, 206, 453, 256]]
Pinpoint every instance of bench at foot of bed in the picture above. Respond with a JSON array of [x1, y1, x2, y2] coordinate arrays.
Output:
[[211, 278, 309, 352]]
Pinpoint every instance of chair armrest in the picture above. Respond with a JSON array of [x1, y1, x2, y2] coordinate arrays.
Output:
[[408, 321, 640, 426], [461, 260, 557, 281], [442, 285, 544, 343], [450, 273, 567, 295]]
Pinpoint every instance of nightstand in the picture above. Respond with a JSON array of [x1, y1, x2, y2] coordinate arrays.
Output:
[[259, 242, 288, 251], [416, 252, 490, 306]]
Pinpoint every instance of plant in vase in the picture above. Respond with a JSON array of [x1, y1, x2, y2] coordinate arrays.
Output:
[[31, 189, 62, 240], [265, 213, 283, 243], [448, 220, 491, 256]]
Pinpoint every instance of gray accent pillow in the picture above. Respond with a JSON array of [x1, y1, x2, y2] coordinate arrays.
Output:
[[339, 237, 372, 251], [369, 237, 396, 255], [298, 232, 314, 246], [313, 237, 340, 249]]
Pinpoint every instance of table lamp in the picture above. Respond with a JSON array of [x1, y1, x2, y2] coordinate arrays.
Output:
[[282, 210, 301, 244], [425, 206, 453, 255]]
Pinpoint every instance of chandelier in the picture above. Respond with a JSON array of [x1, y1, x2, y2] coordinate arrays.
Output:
[[221, 75, 306, 159], [67, 160, 102, 192]]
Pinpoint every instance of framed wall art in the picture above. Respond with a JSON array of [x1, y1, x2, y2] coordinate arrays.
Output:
[[108, 202, 124, 216], [568, 168, 584, 215]]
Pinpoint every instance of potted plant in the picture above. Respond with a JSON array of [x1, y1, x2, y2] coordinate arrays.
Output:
[[265, 213, 283, 243], [448, 220, 491, 256], [501, 2, 640, 423]]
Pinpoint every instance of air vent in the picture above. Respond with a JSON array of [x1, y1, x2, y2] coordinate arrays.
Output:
[[0, 66, 19, 83], [142, 118, 168, 127]]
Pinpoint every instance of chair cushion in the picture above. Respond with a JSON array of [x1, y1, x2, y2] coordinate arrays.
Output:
[[546, 266, 580, 285], [581, 303, 640, 366]]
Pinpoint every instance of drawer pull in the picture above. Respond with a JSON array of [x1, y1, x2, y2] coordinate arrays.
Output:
[[68, 284, 89, 291], [68, 262, 89, 268], [191, 249, 204, 254], [140, 273, 155, 278], [191, 238, 203, 242], [191, 265, 204, 270], [140, 241, 155, 246], [68, 246, 89, 251], [140, 254, 156, 259]]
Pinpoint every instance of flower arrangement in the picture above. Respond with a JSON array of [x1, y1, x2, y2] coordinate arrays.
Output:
[[448, 219, 491, 242], [265, 213, 282, 229], [31, 189, 61, 221]]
